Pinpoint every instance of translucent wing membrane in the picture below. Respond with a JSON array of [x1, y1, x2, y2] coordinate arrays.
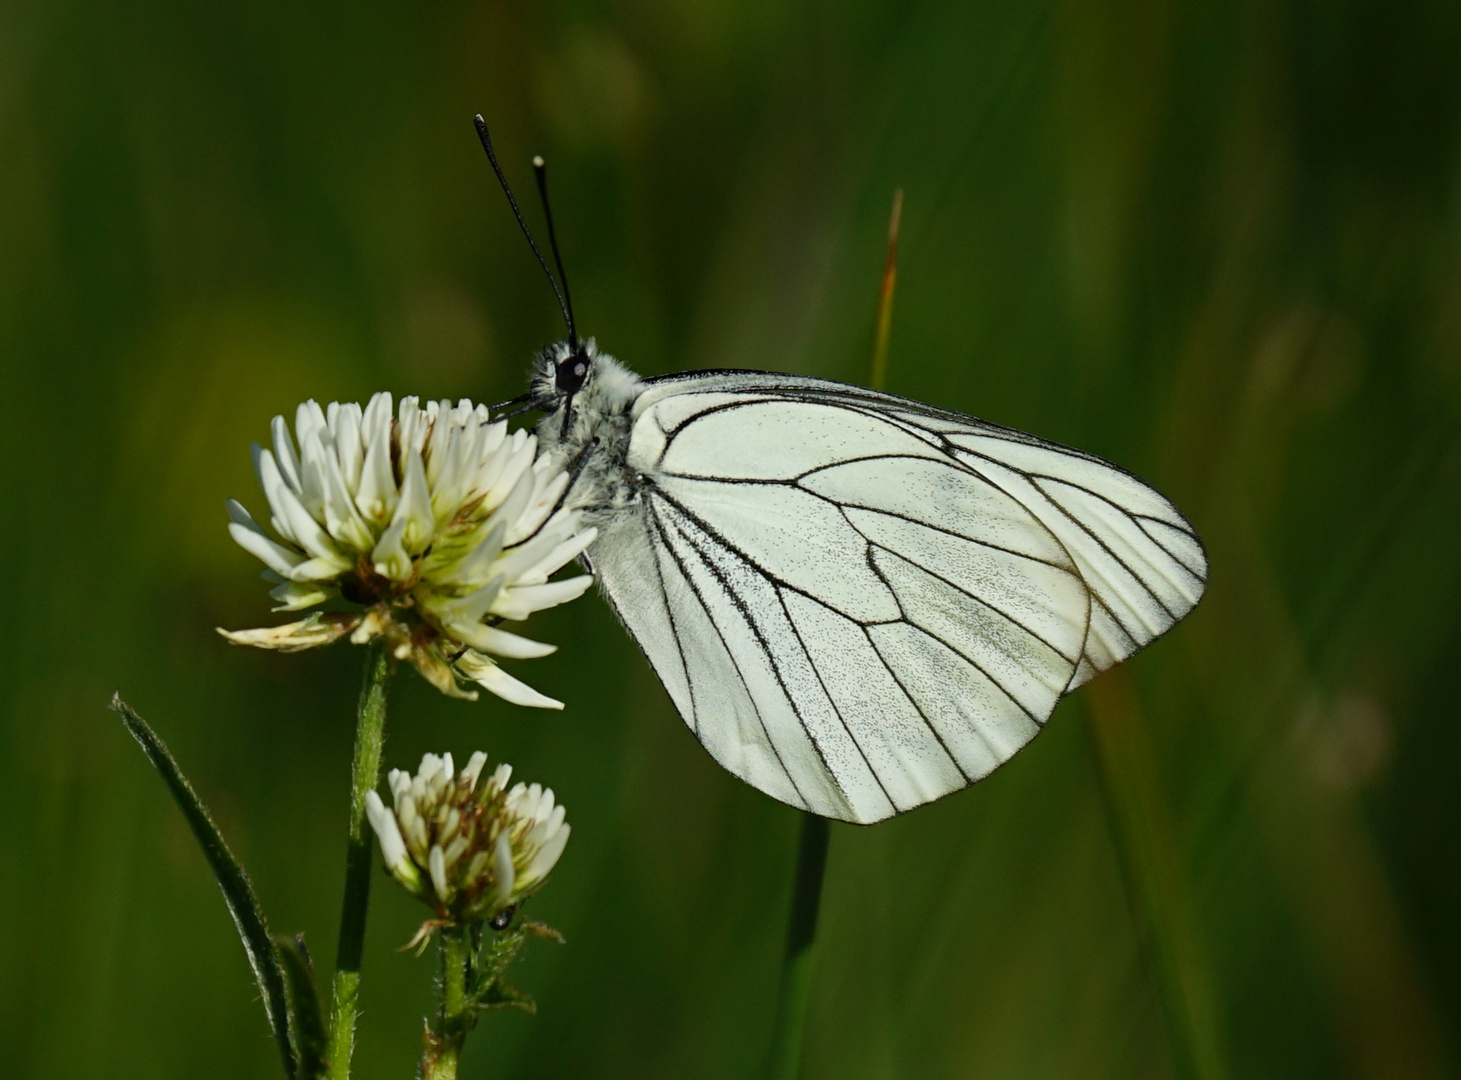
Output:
[[591, 371, 1207, 822]]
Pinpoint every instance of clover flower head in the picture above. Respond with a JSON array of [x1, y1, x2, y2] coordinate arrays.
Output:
[[365, 751, 570, 924], [219, 393, 597, 707]]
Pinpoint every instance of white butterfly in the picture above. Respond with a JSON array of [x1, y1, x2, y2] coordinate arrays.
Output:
[[471, 118, 1205, 823], [524, 338, 1207, 824]]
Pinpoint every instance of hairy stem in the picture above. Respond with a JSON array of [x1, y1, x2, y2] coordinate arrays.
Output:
[[423, 927, 471, 1080], [326, 644, 392, 1080]]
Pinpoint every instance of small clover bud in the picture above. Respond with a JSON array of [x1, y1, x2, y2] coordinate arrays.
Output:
[[366, 751, 570, 925]]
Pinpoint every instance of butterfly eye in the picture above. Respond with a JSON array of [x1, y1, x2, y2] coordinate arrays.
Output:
[[556, 352, 590, 395]]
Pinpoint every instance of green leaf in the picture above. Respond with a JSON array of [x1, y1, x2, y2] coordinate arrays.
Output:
[[479, 980, 536, 1015], [471, 924, 527, 1000], [469, 919, 562, 1013], [110, 694, 296, 1079], [277, 934, 328, 1080]]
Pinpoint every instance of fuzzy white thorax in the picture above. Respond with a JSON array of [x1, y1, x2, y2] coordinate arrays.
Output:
[[531, 339, 648, 526]]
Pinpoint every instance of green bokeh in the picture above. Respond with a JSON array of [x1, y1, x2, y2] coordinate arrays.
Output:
[[3, 1, 1459, 1077]]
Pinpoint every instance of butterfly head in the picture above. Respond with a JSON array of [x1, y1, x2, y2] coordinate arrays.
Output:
[[528, 338, 643, 457], [554, 342, 592, 397], [530, 337, 595, 411]]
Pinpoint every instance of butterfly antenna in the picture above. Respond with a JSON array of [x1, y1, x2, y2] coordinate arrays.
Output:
[[492, 397, 542, 422], [532, 156, 577, 350], [490, 391, 532, 413], [473, 114, 574, 340]]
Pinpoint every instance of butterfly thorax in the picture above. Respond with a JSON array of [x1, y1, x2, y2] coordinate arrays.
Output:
[[531, 338, 646, 523]]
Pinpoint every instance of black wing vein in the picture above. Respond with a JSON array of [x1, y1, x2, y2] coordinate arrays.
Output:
[[647, 509, 810, 809]]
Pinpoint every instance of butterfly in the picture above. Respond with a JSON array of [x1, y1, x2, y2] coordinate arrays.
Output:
[[477, 117, 1207, 824]]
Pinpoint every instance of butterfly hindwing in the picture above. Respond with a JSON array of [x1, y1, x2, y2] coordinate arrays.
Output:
[[585, 373, 1209, 823]]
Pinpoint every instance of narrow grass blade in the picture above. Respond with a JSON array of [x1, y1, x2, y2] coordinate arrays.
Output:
[[766, 188, 908, 1078], [110, 693, 297, 1078], [868, 187, 904, 394], [1084, 674, 1226, 1080], [278, 934, 328, 1080], [766, 813, 831, 1080]]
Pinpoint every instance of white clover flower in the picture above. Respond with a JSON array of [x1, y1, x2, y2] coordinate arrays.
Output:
[[219, 393, 597, 707], [365, 751, 570, 924]]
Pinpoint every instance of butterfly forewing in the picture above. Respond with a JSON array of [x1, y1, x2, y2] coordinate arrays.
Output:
[[586, 371, 1207, 823]]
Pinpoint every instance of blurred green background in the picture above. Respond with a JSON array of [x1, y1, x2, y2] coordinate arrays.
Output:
[[3, 0, 1460, 1077]]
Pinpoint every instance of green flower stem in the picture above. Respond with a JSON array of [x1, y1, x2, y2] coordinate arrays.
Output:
[[423, 927, 471, 1080], [442, 927, 468, 1019], [766, 812, 831, 1080], [326, 644, 392, 1080]]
